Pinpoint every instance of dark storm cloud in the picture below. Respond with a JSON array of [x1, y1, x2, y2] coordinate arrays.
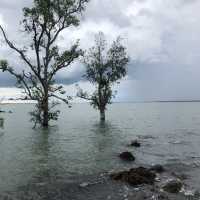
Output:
[[0, 73, 15, 86], [0, 0, 200, 101]]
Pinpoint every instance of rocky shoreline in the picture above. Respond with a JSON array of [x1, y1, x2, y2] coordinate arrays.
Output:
[[0, 139, 199, 200], [0, 166, 199, 200], [0, 162, 199, 200]]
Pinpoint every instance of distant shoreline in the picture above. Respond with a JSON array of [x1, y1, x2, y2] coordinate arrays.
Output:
[[115, 100, 200, 103], [0, 100, 36, 105], [140, 100, 200, 103], [1, 100, 200, 105]]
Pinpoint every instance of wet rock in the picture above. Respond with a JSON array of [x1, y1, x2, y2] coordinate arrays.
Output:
[[110, 167, 156, 186], [129, 140, 141, 147], [119, 151, 135, 161], [150, 165, 165, 173], [152, 194, 170, 200], [194, 190, 200, 198], [162, 179, 183, 193]]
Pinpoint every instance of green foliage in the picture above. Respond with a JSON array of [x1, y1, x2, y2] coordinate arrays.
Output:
[[0, 60, 8, 71], [0, 0, 89, 127], [30, 100, 61, 128], [23, 0, 85, 31], [78, 32, 129, 116]]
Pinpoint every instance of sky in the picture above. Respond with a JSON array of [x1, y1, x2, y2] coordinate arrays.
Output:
[[0, 0, 200, 101]]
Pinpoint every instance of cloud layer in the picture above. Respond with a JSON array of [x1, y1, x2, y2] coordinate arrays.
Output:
[[0, 0, 200, 101]]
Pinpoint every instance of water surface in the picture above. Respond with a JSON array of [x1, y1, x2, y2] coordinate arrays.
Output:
[[0, 102, 200, 194]]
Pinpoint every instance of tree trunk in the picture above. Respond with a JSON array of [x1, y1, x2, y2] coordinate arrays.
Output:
[[42, 97, 49, 127], [100, 109, 105, 121]]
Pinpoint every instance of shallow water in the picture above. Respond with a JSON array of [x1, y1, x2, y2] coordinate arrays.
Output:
[[0, 102, 200, 195]]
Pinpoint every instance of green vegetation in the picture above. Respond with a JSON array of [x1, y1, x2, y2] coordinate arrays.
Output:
[[0, 0, 89, 127], [77, 32, 129, 121]]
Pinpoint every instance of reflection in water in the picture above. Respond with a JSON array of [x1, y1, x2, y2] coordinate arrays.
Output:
[[31, 128, 51, 156], [26, 126, 63, 186], [89, 121, 122, 168], [92, 121, 114, 135], [0, 118, 4, 129]]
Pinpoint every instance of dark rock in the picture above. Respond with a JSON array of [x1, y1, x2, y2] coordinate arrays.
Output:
[[150, 165, 165, 173], [162, 179, 183, 193], [157, 194, 170, 200], [130, 140, 141, 147], [194, 190, 200, 198], [110, 167, 156, 186], [119, 151, 135, 161]]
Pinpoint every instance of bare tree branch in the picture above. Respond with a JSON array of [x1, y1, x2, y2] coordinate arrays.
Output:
[[0, 25, 36, 74], [0, 0, 90, 127]]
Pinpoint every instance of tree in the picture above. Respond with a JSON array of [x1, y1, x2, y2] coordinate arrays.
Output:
[[77, 32, 129, 121], [0, 0, 89, 127]]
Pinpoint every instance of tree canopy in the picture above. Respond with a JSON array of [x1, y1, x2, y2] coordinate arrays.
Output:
[[0, 0, 89, 127], [77, 32, 129, 121]]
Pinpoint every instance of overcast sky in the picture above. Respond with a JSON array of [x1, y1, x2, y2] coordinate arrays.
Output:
[[0, 0, 200, 101]]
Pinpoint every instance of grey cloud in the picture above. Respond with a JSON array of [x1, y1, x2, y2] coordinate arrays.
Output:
[[0, 1, 32, 29], [83, 0, 132, 28], [137, 9, 154, 18], [0, 73, 16, 86], [1, 0, 200, 101]]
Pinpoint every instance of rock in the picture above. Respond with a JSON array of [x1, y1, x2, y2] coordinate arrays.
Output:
[[150, 165, 165, 173], [129, 140, 141, 147], [119, 151, 135, 161], [110, 167, 156, 186], [162, 179, 183, 193], [156, 194, 170, 200], [194, 190, 200, 198]]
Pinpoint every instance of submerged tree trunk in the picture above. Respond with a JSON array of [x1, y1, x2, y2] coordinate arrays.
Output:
[[42, 96, 49, 127], [100, 109, 105, 121]]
